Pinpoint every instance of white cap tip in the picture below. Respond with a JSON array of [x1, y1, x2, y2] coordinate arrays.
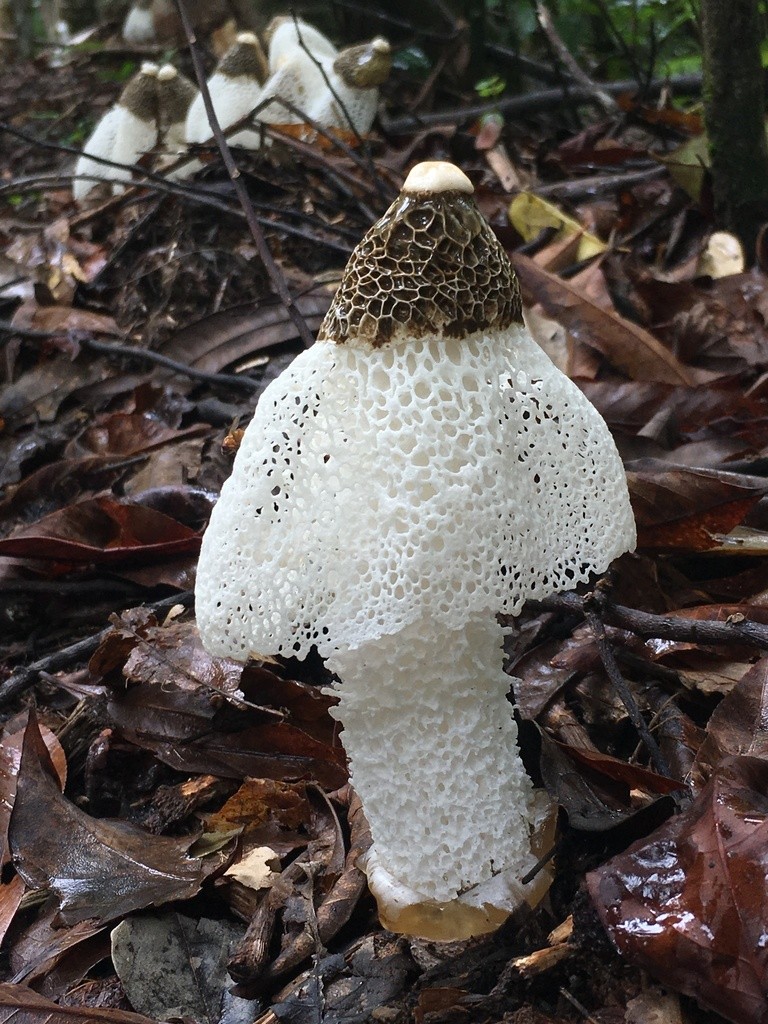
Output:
[[372, 37, 390, 53], [236, 31, 259, 45], [140, 61, 159, 76], [157, 64, 178, 81], [403, 161, 474, 195]]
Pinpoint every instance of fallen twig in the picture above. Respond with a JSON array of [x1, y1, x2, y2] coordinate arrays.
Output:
[[0, 321, 259, 392], [0, 591, 194, 708], [584, 598, 673, 779], [528, 590, 768, 651], [174, 0, 315, 349]]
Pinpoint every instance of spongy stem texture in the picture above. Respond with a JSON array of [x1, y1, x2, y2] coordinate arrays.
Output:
[[195, 324, 636, 662], [325, 614, 535, 903]]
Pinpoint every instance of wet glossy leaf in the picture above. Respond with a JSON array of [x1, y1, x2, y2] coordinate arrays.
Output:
[[587, 756, 768, 1024], [8, 714, 204, 925]]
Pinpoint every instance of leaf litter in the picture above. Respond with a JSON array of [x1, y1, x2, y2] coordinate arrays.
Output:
[[6, 24, 768, 1024]]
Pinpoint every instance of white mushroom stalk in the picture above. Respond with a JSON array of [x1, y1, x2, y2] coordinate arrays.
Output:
[[73, 62, 159, 202], [266, 16, 338, 66], [184, 32, 266, 151], [195, 160, 636, 940]]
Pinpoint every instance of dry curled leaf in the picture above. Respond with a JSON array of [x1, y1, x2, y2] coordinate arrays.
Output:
[[512, 252, 698, 385]]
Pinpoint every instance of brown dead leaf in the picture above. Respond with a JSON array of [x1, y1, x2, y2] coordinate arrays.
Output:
[[0, 496, 200, 564], [64, 413, 206, 459], [513, 253, 697, 385], [127, 722, 347, 790], [561, 743, 685, 796], [8, 713, 204, 925], [0, 877, 25, 949], [160, 293, 331, 374], [627, 463, 768, 550], [206, 778, 311, 838], [12, 301, 120, 339], [692, 659, 768, 788], [1, 712, 66, 866], [539, 732, 645, 831], [0, 983, 157, 1024], [587, 755, 768, 1024]]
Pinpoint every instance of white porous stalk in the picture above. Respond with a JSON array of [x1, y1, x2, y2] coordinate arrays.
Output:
[[122, 0, 155, 44], [327, 614, 543, 935], [308, 37, 391, 135], [257, 18, 338, 128], [195, 160, 636, 939]]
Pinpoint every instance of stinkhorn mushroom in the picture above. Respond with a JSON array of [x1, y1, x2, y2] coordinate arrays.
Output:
[[308, 37, 391, 135], [73, 62, 159, 202], [122, 0, 155, 45], [184, 32, 266, 150], [195, 160, 636, 940], [156, 64, 197, 176]]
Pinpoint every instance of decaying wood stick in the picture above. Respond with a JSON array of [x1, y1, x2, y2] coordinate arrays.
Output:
[[381, 73, 703, 133], [528, 591, 768, 651]]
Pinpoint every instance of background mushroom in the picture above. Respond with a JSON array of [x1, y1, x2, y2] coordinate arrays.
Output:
[[265, 15, 338, 66], [184, 31, 266, 150], [73, 61, 158, 201], [195, 160, 636, 940], [155, 64, 197, 176], [308, 37, 391, 135], [122, 0, 154, 45], [256, 17, 338, 129]]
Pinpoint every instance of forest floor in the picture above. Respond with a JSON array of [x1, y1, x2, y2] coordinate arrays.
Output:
[[1, 22, 767, 1024]]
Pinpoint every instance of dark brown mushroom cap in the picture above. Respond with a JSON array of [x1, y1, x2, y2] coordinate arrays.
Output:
[[218, 32, 268, 83], [318, 161, 523, 347], [119, 63, 159, 123], [156, 65, 197, 127], [333, 37, 392, 88]]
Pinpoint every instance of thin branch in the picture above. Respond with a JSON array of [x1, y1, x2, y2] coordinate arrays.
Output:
[[0, 320, 260, 391], [380, 72, 703, 133], [591, 0, 645, 86], [0, 591, 194, 708], [529, 590, 768, 651], [535, 1, 618, 116], [77, 335, 261, 391], [173, 0, 315, 349], [289, 13, 386, 204], [584, 600, 673, 779]]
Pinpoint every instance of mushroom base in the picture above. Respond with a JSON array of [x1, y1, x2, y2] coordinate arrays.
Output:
[[326, 614, 552, 941], [361, 790, 555, 941]]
